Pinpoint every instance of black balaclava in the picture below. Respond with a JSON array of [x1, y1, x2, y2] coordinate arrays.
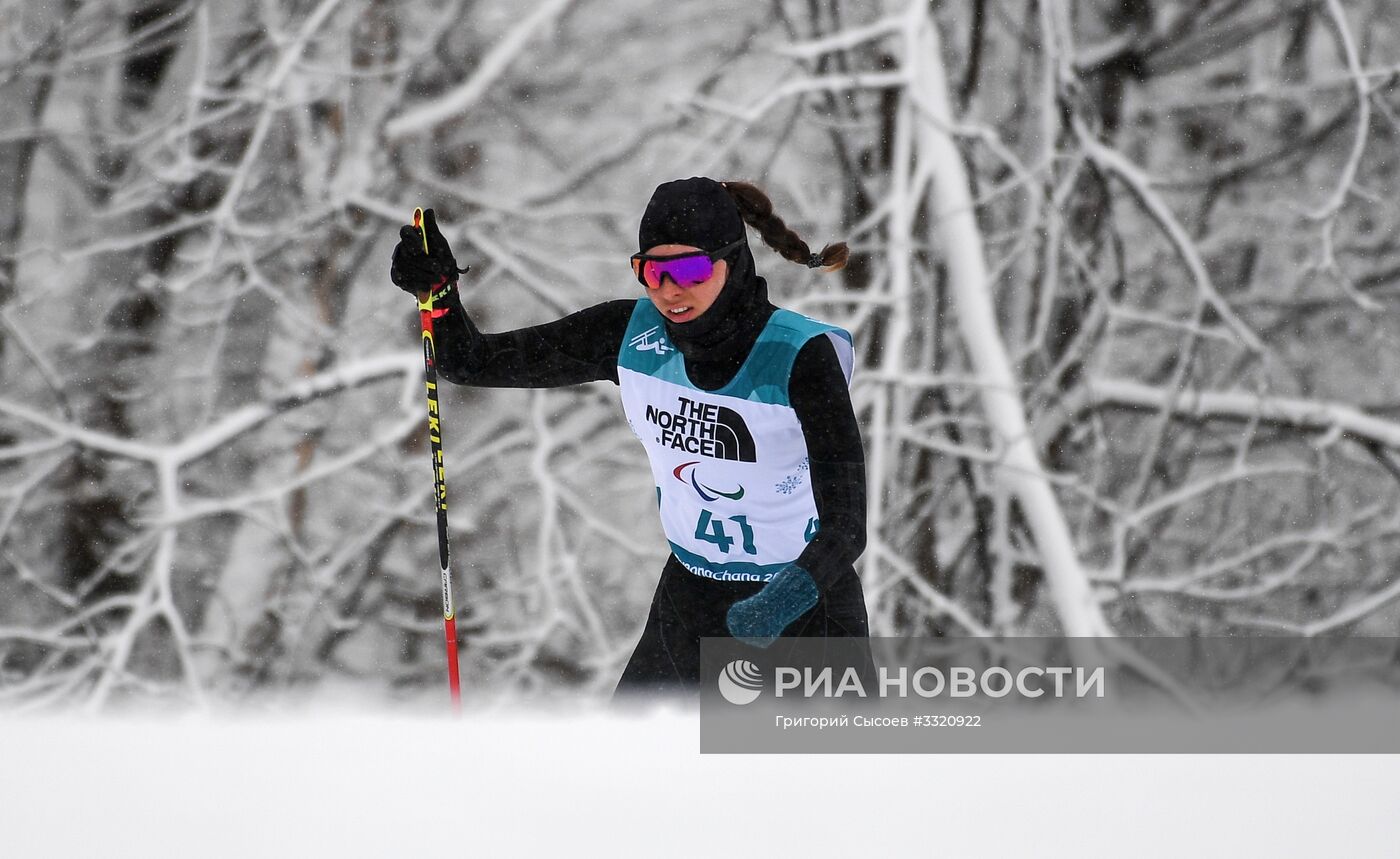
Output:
[[637, 177, 774, 378]]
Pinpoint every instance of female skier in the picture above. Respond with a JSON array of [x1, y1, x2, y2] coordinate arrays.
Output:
[[390, 177, 869, 695]]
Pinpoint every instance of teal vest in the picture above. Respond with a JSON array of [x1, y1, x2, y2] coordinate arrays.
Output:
[[617, 299, 853, 581]]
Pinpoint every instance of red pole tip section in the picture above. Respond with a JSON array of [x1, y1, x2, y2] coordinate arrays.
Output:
[[445, 616, 462, 712]]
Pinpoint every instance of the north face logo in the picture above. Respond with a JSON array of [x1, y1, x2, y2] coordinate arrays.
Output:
[[645, 396, 756, 462]]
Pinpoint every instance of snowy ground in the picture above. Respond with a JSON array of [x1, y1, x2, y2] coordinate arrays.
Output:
[[2, 705, 1394, 858]]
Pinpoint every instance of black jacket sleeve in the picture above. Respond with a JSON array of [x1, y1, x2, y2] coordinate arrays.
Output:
[[432, 293, 634, 387], [788, 336, 868, 593]]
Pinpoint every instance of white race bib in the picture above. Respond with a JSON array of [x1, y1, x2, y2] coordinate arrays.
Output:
[[617, 300, 852, 582]]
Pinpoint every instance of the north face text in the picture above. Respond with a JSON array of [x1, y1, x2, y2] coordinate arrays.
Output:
[[645, 396, 756, 462]]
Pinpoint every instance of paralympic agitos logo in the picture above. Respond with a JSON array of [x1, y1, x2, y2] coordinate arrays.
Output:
[[674, 461, 744, 502], [645, 396, 756, 462]]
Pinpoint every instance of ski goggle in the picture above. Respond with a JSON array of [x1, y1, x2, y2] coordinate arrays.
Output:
[[630, 239, 744, 290]]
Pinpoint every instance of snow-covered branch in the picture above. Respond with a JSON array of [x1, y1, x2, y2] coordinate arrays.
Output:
[[1083, 378, 1400, 450], [1073, 119, 1265, 353], [384, 0, 578, 140]]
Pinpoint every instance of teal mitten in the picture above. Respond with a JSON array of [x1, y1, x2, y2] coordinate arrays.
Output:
[[725, 565, 820, 649]]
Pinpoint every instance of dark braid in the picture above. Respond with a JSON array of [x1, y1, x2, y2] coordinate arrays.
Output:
[[720, 181, 849, 273]]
